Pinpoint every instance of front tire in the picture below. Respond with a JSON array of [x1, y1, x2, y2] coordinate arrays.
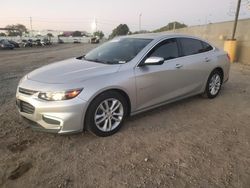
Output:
[[85, 91, 128, 137], [203, 70, 223, 99]]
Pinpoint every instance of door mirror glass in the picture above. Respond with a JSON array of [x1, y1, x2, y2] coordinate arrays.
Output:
[[144, 57, 164, 65]]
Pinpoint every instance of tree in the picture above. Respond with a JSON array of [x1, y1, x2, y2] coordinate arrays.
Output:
[[131, 30, 150, 35], [46, 33, 54, 42], [109, 24, 130, 39], [153, 21, 187, 33], [93, 30, 104, 39], [35, 34, 42, 37], [72, 31, 82, 37], [0, 32, 6, 36], [47, 33, 54, 38], [5, 24, 28, 36]]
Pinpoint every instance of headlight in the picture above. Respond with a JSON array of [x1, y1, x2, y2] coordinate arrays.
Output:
[[38, 89, 82, 101]]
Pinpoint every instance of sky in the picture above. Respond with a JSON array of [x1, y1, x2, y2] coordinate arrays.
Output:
[[1, 0, 250, 35]]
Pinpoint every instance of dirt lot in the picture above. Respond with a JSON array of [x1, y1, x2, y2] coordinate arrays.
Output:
[[0, 44, 250, 188]]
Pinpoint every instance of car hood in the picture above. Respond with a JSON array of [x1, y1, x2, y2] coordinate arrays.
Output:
[[27, 58, 121, 84]]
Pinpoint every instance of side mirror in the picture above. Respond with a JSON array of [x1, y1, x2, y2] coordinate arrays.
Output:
[[144, 57, 164, 65]]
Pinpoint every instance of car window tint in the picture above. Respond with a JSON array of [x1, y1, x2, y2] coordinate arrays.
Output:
[[149, 39, 179, 60], [202, 41, 213, 52], [180, 38, 204, 56]]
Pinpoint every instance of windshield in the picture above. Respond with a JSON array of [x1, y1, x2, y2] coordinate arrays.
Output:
[[84, 38, 152, 64]]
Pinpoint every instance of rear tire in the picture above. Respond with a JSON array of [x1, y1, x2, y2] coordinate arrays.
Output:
[[85, 91, 128, 137], [203, 69, 223, 99]]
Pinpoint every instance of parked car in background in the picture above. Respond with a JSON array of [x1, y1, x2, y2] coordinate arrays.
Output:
[[21, 39, 33, 47], [58, 39, 64, 44], [8, 40, 20, 48], [90, 37, 99, 44], [0, 39, 14, 50], [34, 39, 44, 46], [73, 39, 81, 43], [16, 34, 230, 137], [43, 38, 52, 45]]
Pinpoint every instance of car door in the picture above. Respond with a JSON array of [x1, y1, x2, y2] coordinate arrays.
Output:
[[175, 37, 214, 94], [134, 38, 183, 111], [134, 37, 210, 111]]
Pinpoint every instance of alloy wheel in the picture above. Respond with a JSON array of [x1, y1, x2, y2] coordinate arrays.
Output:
[[209, 74, 221, 96], [94, 98, 124, 132]]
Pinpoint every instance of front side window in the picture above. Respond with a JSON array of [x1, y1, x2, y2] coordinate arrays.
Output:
[[84, 38, 152, 64], [179, 38, 204, 56], [148, 38, 179, 60]]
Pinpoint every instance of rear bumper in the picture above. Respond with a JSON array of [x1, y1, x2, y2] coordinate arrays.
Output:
[[16, 90, 88, 134]]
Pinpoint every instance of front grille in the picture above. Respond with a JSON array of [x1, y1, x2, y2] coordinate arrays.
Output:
[[17, 100, 35, 114], [19, 87, 37, 95]]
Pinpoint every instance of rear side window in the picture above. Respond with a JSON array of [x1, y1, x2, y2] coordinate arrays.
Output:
[[179, 38, 204, 56], [149, 38, 179, 60], [201, 41, 213, 52]]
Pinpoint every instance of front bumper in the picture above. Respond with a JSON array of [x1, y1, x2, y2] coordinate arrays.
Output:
[[16, 88, 88, 134]]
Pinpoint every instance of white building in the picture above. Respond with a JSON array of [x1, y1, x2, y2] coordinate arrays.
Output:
[[31, 30, 63, 37]]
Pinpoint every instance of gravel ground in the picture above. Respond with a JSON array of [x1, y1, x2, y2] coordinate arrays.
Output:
[[0, 44, 250, 188]]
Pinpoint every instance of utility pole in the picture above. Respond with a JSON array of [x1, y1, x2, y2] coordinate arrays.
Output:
[[173, 22, 176, 31], [30, 16, 33, 37], [94, 17, 97, 32], [139, 13, 142, 32], [92, 17, 97, 33], [232, 0, 241, 40]]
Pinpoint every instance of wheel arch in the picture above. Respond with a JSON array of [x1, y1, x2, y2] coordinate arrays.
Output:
[[83, 88, 132, 130], [213, 67, 224, 81], [201, 66, 225, 95]]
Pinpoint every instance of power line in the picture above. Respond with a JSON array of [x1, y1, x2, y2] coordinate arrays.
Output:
[[0, 16, 150, 26], [228, 0, 250, 16]]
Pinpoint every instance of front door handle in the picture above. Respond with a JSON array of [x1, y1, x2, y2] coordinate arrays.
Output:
[[205, 57, 211, 62], [175, 64, 183, 69]]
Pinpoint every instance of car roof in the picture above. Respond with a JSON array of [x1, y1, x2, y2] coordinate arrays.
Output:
[[120, 33, 203, 41]]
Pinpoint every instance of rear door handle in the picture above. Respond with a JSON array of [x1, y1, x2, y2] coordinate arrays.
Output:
[[175, 64, 183, 69], [205, 57, 211, 62]]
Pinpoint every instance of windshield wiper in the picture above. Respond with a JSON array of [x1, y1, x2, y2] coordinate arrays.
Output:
[[76, 55, 85, 60], [83, 57, 103, 64], [83, 57, 116, 64]]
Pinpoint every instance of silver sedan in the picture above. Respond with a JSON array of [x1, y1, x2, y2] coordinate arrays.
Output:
[[16, 34, 230, 136]]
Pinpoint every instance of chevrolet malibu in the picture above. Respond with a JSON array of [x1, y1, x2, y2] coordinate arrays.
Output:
[[16, 34, 230, 136]]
